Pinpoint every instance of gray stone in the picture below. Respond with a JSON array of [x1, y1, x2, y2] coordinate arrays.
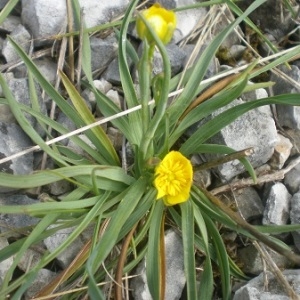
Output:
[[284, 162, 300, 194], [90, 34, 118, 72], [0, 15, 21, 33], [67, 134, 97, 157], [182, 43, 218, 79], [158, 0, 207, 43], [18, 247, 44, 272], [191, 155, 211, 188], [269, 134, 293, 170], [263, 182, 291, 226], [55, 111, 77, 146], [106, 89, 122, 109], [25, 269, 56, 299], [0, 76, 47, 136], [2, 24, 31, 63], [44, 225, 91, 268], [233, 270, 300, 300], [241, 87, 269, 104], [35, 58, 58, 85], [290, 192, 300, 252], [0, 237, 14, 285], [0, 195, 40, 237], [0, 122, 33, 193], [0, 0, 9, 9], [152, 44, 186, 76], [102, 57, 122, 85], [107, 127, 123, 151], [237, 245, 293, 275], [82, 79, 112, 110], [236, 1, 292, 40], [234, 187, 264, 221], [21, 0, 67, 46], [131, 230, 185, 300], [48, 180, 73, 196], [271, 65, 300, 130], [78, 0, 129, 29], [203, 98, 277, 181]]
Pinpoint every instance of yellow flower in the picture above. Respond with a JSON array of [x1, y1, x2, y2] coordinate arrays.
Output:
[[154, 151, 193, 206], [136, 3, 176, 45]]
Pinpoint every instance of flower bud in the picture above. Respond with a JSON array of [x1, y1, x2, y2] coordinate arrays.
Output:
[[136, 3, 176, 45]]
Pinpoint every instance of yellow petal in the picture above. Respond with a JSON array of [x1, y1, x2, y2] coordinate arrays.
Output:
[[153, 151, 193, 206], [136, 3, 176, 45]]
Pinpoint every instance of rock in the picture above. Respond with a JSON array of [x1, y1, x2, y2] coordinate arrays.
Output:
[[48, 180, 73, 196], [182, 43, 218, 79], [43, 225, 91, 268], [290, 192, 300, 252], [0, 122, 33, 193], [0, 76, 47, 136], [78, 0, 129, 29], [269, 134, 293, 170], [0, 195, 40, 237], [2, 24, 31, 63], [21, 0, 67, 46], [0, 0, 9, 9], [241, 87, 269, 104], [152, 44, 186, 76], [82, 79, 113, 110], [67, 134, 97, 157], [233, 270, 300, 300], [157, 0, 207, 43], [237, 244, 294, 275], [236, 0, 292, 40], [262, 182, 291, 226], [34, 58, 58, 85], [102, 58, 121, 85], [107, 127, 123, 151], [18, 247, 44, 272], [55, 111, 77, 146], [25, 269, 56, 299], [131, 230, 185, 300], [191, 155, 211, 188], [284, 162, 300, 194], [271, 65, 300, 130], [90, 34, 118, 72], [0, 15, 21, 33], [201, 98, 277, 181], [106, 89, 122, 109], [0, 237, 14, 285], [234, 187, 264, 221]]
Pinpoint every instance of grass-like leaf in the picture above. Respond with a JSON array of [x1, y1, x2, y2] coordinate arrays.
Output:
[[146, 200, 165, 300], [60, 71, 120, 165], [181, 93, 300, 156], [181, 201, 197, 299]]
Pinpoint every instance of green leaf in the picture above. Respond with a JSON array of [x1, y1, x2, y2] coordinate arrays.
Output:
[[181, 201, 197, 299], [146, 200, 165, 300], [87, 177, 148, 295], [118, 0, 143, 144], [192, 203, 213, 299], [170, 74, 249, 146], [180, 94, 300, 156], [60, 71, 120, 165], [167, 0, 268, 125], [0, 74, 68, 167], [0, 0, 19, 25], [0, 165, 134, 191], [204, 214, 231, 300]]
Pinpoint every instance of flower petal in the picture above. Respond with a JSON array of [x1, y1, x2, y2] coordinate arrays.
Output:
[[153, 151, 193, 206]]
